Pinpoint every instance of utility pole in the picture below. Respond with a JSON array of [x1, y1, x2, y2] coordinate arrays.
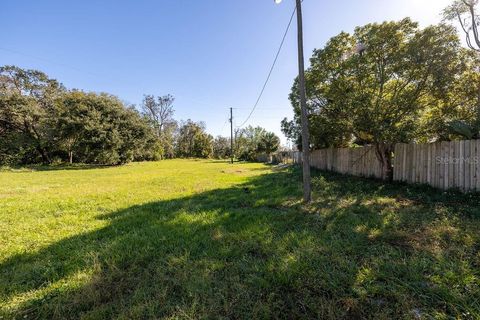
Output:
[[230, 107, 234, 164], [274, 0, 312, 202], [295, 0, 311, 203]]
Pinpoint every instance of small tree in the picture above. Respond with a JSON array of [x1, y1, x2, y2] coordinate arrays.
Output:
[[141, 94, 176, 158], [258, 132, 280, 156], [141, 95, 175, 135], [234, 126, 267, 161], [212, 136, 231, 159], [175, 120, 213, 158]]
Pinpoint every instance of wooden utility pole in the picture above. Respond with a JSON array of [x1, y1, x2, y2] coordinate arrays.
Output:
[[230, 107, 234, 164], [296, 0, 312, 202]]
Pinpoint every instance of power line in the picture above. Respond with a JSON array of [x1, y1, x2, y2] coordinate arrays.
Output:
[[219, 118, 229, 136], [236, 5, 296, 128]]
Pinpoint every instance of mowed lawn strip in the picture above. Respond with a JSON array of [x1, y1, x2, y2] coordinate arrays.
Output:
[[0, 160, 479, 319]]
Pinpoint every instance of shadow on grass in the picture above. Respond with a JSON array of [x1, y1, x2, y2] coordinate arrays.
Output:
[[1, 167, 479, 319]]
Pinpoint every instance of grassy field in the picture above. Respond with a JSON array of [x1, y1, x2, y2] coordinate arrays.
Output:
[[1, 160, 479, 319]]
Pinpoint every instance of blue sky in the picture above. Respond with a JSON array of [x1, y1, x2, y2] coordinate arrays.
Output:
[[1, 0, 452, 144]]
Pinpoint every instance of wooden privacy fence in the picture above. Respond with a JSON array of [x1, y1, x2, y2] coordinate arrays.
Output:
[[309, 146, 383, 179], [287, 139, 480, 192], [256, 151, 302, 164], [394, 140, 480, 192]]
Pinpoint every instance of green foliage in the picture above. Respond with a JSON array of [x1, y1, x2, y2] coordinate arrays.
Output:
[[56, 91, 161, 165], [0, 66, 160, 165], [444, 0, 480, 52], [258, 131, 280, 155], [175, 120, 213, 158], [285, 19, 476, 179], [234, 126, 280, 161], [280, 117, 301, 149], [0, 65, 64, 164], [235, 126, 266, 160], [449, 120, 476, 139], [141, 94, 177, 159], [419, 49, 480, 141], [1, 160, 479, 318], [212, 136, 231, 159]]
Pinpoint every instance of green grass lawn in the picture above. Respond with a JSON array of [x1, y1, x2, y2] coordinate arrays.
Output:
[[1, 160, 479, 319]]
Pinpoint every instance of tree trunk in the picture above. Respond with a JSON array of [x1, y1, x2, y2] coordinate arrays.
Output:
[[69, 151, 73, 164], [375, 142, 394, 181], [26, 122, 51, 165], [37, 146, 51, 165]]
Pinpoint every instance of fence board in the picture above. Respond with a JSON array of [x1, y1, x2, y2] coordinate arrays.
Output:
[[449, 141, 455, 189], [464, 140, 468, 189], [300, 145, 383, 180], [293, 139, 479, 192], [435, 143, 440, 188], [393, 140, 479, 192], [457, 141, 462, 189], [477, 140, 480, 191], [470, 140, 476, 190]]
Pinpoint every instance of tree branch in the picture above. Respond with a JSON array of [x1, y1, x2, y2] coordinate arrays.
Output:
[[467, 1, 480, 49]]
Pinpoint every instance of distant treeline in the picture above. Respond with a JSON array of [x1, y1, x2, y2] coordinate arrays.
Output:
[[0, 66, 280, 165]]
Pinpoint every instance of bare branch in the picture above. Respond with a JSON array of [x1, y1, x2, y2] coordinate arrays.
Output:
[[467, 1, 480, 48], [453, 0, 480, 51]]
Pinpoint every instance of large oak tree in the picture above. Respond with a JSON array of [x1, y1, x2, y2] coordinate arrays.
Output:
[[0, 66, 64, 164], [285, 19, 466, 180]]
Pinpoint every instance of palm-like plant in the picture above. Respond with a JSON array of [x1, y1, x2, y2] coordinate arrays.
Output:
[[258, 132, 280, 156]]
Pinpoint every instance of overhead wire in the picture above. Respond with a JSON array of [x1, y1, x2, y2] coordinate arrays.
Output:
[[219, 118, 229, 136], [235, 4, 296, 128]]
